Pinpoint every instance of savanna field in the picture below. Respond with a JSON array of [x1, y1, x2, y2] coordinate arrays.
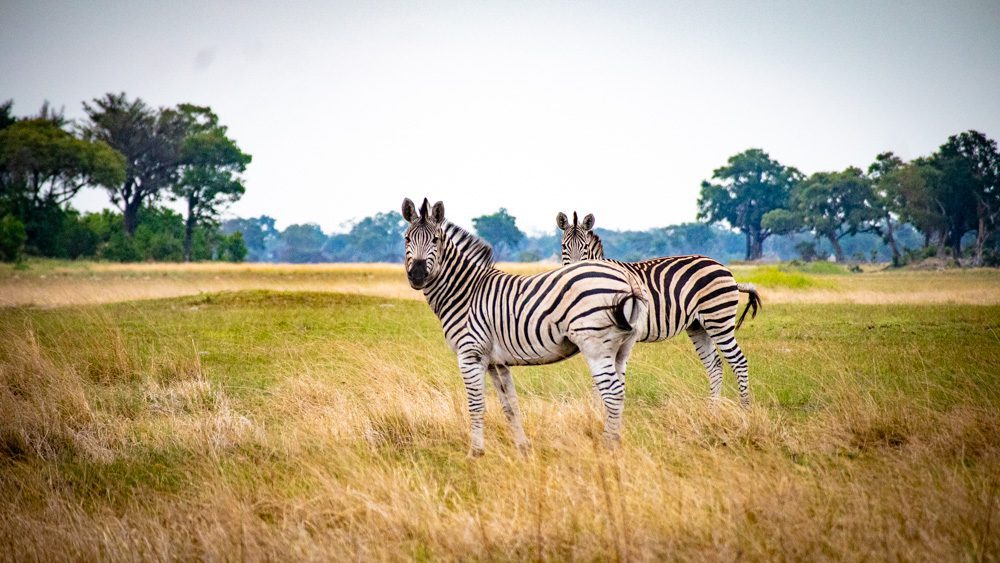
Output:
[[1, 261, 999, 561]]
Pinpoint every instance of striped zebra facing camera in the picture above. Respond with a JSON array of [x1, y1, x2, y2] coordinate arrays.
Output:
[[402, 197, 648, 457], [557, 210, 761, 407]]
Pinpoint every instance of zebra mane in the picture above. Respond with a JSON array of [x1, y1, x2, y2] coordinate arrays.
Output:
[[590, 231, 605, 259], [443, 221, 495, 268]]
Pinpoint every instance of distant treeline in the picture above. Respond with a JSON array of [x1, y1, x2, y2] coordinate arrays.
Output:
[[221, 211, 927, 265], [2, 93, 996, 266]]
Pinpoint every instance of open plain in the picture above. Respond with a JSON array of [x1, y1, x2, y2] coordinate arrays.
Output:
[[2, 261, 999, 561]]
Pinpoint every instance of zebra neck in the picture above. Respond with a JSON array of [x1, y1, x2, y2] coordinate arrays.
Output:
[[423, 260, 492, 323], [421, 222, 496, 327]]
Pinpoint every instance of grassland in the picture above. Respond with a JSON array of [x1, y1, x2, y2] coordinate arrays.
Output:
[[1, 261, 999, 561]]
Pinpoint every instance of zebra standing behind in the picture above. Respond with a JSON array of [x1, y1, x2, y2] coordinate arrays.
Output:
[[403, 198, 648, 456], [556, 211, 761, 406]]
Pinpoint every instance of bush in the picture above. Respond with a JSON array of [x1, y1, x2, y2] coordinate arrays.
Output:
[[220, 232, 247, 262], [0, 214, 26, 262]]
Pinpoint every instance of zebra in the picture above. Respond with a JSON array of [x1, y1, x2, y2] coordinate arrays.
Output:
[[556, 211, 761, 406], [403, 198, 648, 456]]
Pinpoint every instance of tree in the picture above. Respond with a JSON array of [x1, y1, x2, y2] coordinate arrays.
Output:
[[326, 211, 407, 262], [0, 103, 125, 257], [771, 167, 879, 262], [886, 159, 948, 253], [472, 208, 524, 260], [172, 104, 251, 261], [934, 131, 999, 266], [867, 152, 906, 263], [698, 149, 801, 260], [0, 118, 124, 205], [82, 93, 187, 235], [278, 223, 328, 263]]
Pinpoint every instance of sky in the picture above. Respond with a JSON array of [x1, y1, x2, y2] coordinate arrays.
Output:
[[3, 0, 999, 234]]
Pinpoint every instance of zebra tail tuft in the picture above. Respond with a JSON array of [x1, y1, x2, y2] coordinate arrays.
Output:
[[735, 282, 761, 330], [613, 277, 647, 331]]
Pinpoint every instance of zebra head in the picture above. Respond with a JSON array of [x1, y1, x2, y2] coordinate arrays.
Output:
[[402, 197, 445, 289], [556, 211, 599, 265]]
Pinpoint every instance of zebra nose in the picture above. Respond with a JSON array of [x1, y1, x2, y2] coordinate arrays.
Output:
[[409, 260, 428, 281]]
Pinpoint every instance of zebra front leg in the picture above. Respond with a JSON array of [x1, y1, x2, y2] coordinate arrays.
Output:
[[488, 365, 531, 454], [458, 353, 488, 456], [687, 325, 724, 402]]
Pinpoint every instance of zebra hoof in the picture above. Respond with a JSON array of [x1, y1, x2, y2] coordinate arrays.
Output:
[[602, 433, 621, 450], [468, 446, 485, 458]]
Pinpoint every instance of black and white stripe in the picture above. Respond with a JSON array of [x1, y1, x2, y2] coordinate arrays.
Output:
[[404, 198, 648, 455], [558, 211, 761, 406]]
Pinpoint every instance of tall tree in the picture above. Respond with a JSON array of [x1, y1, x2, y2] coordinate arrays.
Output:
[[867, 152, 906, 263], [786, 167, 879, 262], [172, 104, 251, 261], [698, 149, 801, 260], [82, 93, 186, 235], [890, 159, 948, 253], [472, 208, 525, 260], [934, 131, 999, 266]]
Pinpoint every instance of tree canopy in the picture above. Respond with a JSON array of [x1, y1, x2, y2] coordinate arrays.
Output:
[[763, 167, 878, 262], [82, 93, 187, 235], [472, 208, 525, 260], [698, 149, 801, 260]]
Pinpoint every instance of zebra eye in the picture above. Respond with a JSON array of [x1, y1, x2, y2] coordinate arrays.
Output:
[[432, 236, 439, 244]]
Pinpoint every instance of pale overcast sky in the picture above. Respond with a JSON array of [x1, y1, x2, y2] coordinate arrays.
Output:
[[3, 0, 999, 233]]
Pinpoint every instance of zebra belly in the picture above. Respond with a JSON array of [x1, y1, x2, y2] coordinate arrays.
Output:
[[488, 338, 579, 367]]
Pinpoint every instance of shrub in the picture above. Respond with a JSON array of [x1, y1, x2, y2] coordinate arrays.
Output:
[[0, 213, 26, 262]]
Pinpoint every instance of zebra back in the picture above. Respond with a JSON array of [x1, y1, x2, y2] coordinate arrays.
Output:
[[411, 218, 647, 364]]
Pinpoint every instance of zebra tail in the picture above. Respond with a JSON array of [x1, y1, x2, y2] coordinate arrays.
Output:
[[735, 282, 761, 330], [612, 277, 647, 331]]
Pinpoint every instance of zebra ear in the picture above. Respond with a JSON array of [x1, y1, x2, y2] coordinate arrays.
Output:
[[402, 198, 417, 223], [431, 201, 445, 223], [556, 212, 568, 230], [581, 214, 595, 231]]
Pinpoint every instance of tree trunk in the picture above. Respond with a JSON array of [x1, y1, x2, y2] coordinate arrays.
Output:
[[949, 227, 963, 260], [184, 200, 196, 262], [884, 214, 900, 263], [974, 215, 987, 267], [749, 234, 764, 261], [829, 234, 845, 263], [123, 197, 142, 236], [744, 231, 752, 261]]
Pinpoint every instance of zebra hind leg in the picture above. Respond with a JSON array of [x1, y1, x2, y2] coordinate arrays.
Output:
[[687, 324, 724, 403], [488, 365, 531, 454], [703, 322, 751, 408], [575, 336, 631, 446]]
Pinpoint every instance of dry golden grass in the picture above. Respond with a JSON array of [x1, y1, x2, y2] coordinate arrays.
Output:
[[2, 260, 999, 307], [1, 286, 998, 561]]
